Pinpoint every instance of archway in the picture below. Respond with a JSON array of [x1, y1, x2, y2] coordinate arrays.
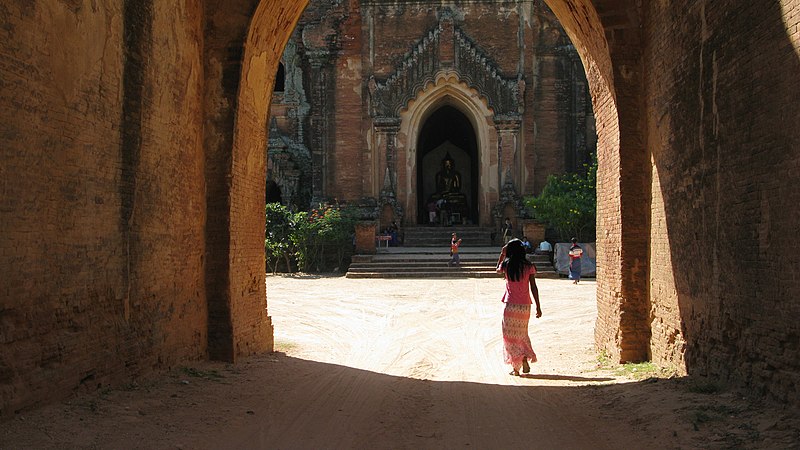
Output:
[[225, 0, 646, 366], [416, 105, 479, 225]]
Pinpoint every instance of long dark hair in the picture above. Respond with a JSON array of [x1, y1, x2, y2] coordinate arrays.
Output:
[[502, 239, 532, 282]]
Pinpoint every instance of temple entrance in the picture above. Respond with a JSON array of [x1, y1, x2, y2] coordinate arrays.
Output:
[[416, 105, 479, 225]]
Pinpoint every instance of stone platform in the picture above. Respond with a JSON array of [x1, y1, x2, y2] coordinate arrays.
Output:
[[346, 246, 559, 279]]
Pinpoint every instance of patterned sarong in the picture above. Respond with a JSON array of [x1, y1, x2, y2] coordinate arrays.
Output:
[[502, 303, 537, 371], [569, 259, 582, 281]]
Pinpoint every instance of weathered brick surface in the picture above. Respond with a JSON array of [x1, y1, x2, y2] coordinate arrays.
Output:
[[2, 0, 799, 417], [645, 0, 800, 401], [280, 0, 592, 217], [0, 1, 207, 414], [331, 0, 368, 201]]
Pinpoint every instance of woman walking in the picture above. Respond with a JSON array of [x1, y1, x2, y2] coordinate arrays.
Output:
[[496, 239, 542, 376]]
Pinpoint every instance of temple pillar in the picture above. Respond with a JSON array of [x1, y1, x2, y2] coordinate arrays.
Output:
[[307, 52, 334, 203], [495, 119, 522, 191], [374, 117, 406, 223]]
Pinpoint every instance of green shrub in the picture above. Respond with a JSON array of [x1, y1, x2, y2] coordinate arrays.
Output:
[[265, 203, 295, 274], [524, 154, 596, 242], [265, 203, 358, 273]]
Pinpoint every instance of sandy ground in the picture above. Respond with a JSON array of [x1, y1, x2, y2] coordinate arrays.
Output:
[[2, 275, 799, 449]]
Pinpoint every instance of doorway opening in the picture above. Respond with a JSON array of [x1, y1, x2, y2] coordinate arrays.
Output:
[[416, 105, 479, 225]]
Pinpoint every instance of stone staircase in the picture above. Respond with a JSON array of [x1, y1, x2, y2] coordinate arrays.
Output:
[[346, 244, 559, 280], [402, 226, 495, 247]]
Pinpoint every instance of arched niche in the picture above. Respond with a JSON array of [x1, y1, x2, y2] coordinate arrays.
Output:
[[397, 71, 497, 226], [416, 105, 479, 225]]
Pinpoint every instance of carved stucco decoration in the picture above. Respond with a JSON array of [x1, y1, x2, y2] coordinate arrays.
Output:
[[368, 14, 525, 121], [492, 175, 532, 221]]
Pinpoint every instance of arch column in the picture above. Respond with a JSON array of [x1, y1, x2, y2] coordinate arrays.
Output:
[[307, 52, 335, 204]]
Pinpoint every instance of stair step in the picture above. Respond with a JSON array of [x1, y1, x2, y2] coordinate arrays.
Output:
[[346, 270, 501, 279], [346, 244, 559, 279], [402, 226, 497, 247]]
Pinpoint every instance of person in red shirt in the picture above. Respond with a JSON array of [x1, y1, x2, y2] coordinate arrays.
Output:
[[496, 239, 542, 376], [449, 233, 462, 266]]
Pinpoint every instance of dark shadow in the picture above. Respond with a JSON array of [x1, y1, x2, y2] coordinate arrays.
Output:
[[5, 354, 796, 449], [651, 1, 800, 401], [416, 105, 479, 225], [274, 62, 285, 92], [519, 373, 614, 382]]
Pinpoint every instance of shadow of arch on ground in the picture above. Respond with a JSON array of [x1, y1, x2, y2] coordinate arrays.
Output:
[[3, 353, 793, 449]]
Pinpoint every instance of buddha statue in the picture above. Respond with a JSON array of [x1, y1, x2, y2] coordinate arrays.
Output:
[[433, 152, 468, 223], [435, 153, 462, 194]]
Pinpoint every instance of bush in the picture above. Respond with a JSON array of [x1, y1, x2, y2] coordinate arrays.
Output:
[[524, 155, 596, 242], [265, 203, 295, 274], [265, 203, 358, 274]]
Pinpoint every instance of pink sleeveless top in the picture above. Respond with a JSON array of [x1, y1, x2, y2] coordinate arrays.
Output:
[[499, 264, 536, 304]]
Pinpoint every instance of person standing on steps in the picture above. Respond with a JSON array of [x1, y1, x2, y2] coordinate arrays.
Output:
[[449, 232, 462, 266], [496, 238, 541, 376], [502, 217, 513, 243], [568, 237, 583, 284]]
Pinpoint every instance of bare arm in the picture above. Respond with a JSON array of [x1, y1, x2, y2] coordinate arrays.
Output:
[[496, 246, 507, 272], [529, 273, 541, 318]]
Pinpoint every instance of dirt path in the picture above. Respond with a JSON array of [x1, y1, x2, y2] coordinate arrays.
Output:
[[2, 276, 798, 449]]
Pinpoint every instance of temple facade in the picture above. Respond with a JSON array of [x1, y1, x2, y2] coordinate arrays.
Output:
[[268, 0, 595, 229]]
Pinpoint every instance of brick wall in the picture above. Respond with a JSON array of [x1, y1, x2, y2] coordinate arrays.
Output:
[[330, 0, 368, 201], [645, 0, 800, 401], [3, 0, 799, 416], [0, 1, 207, 415]]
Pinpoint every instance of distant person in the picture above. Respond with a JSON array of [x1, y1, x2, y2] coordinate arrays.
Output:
[[388, 220, 399, 246], [449, 232, 462, 266], [521, 236, 532, 253], [437, 198, 449, 226], [496, 239, 541, 376], [537, 239, 552, 253], [427, 200, 437, 225], [568, 237, 583, 284], [502, 217, 513, 242], [537, 239, 554, 264]]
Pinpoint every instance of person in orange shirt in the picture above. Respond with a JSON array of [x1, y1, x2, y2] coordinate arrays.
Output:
[[449, 232, 462, 266]]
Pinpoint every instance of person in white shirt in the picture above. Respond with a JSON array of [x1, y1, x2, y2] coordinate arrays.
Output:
[[537, 240, 552, 253]]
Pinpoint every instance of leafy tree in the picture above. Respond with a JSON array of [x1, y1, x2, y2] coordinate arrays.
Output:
[[525, 155, 597, 242], [290, 210, 317, 272]]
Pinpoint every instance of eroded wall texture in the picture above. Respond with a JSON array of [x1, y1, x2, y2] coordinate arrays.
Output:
[[1, 0, 799, 417], [645, 0, 800, 402], [0, 1, 208, 414]]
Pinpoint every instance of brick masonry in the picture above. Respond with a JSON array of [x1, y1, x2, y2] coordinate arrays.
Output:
[[644, 0, 800, 402], [0, 1, 208, 414], [275, 0, 595, 220], [1, 0, 799, 415]]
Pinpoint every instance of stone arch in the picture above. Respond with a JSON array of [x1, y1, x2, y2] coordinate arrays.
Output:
[[540, 0, 650, 364], [397, 72, 498, 226], [206, 1, 308, 361], [225, 0, 648, 366]]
